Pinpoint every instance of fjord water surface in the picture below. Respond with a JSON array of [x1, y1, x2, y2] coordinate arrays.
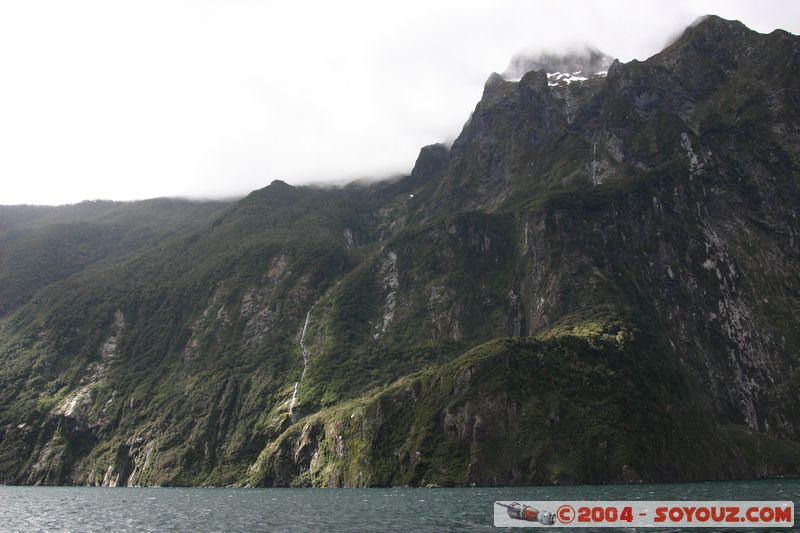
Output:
[[0, 479, 796, 532]]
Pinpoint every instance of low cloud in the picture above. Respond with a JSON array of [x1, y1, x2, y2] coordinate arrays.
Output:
[[0, 0, 797, 205]]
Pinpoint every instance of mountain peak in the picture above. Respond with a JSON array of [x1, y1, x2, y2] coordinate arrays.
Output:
[[656, 14, 754, 67], [690, 14, 749, 34], [676, 14, 752, 47], [501, 46, 614, 83]]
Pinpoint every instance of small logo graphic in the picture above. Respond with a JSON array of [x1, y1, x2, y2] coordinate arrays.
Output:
[[556, 504, 576, 524], [496, 502, 556, 526], [494, 500, 793, 528]]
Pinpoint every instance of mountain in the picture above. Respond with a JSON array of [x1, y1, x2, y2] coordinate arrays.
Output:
[[502, 45, 614, 84], [0, 15, 798, 487], [0, 199, 232, 318]]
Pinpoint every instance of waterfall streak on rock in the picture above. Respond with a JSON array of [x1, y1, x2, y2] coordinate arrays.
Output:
[[289, 308, 313, 422]]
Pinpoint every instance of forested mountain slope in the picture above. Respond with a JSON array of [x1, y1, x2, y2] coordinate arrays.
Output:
[[1, 16, 798, 487]]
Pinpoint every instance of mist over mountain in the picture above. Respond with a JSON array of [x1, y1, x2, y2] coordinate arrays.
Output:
[[0, 15, 799, 487], [502, 46, 614, 81]]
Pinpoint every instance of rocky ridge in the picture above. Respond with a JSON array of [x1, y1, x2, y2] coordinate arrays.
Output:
[[0, 16, 799, 487]]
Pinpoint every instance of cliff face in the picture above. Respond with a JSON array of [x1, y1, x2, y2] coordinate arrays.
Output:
[[1, 16, 799, 487]]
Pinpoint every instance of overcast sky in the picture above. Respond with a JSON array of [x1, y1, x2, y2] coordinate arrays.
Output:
[[1, 1, 797, 205]]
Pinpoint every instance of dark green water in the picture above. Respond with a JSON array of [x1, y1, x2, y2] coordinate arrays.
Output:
[[0, 479, 796, 532]]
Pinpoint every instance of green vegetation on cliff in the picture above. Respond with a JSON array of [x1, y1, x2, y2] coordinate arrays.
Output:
[[0, 16, 799, 487]]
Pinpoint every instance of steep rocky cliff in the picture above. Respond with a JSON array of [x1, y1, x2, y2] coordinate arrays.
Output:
[[1, 16, 799, 487]]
